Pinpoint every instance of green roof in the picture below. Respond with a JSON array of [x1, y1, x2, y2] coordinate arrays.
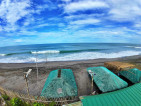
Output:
[[120, 68, 141, 83], [80, 83, 141, 106], [41, 69, 78, 98], [87, 66, 128, 92]]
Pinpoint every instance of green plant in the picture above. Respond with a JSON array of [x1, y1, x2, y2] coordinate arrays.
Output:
[[2, 95, 9, 100], [10, 98, 24, 106], [24, 102, 31, 106], [33, 102, 45, 106], [32, 101, 56, 106], [49, 101, 56, 106], [5, 101, 12, 106]]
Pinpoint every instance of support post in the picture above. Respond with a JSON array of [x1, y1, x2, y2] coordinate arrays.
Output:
[[46, 54, 48, 63], [35, 54, 38, 84], [91, 75, 93, 94], [24, 75, 30, 97], [58, 69, 61, 78]]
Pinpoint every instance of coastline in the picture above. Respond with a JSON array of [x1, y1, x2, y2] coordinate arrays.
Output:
[[0, 55, 141, 97]]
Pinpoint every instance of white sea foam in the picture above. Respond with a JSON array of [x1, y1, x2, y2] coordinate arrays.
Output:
[[125, 46, 134, 48], [125, 46, 141, 49], [47, 50, 141, 61], [0, 50, 141, 63], [0, 54, 6, 56], [0, 57, 46, 63], [134, 47, 141, 48], [31, 50, 60, 54]]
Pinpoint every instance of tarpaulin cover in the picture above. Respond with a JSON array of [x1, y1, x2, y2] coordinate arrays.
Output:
[[87, 66, 128, 92], [120, 68, 141, 83], [41, 69, 77, 98]]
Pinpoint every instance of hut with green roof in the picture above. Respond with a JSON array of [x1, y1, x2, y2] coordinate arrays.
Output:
[[41, 69, 78, 98], [120, 68, 141, 83], [80, 83, 141, 106], [87, 66, 128, 92]]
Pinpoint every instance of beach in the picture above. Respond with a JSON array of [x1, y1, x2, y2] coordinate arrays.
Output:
[[0, 55, 141, 97]]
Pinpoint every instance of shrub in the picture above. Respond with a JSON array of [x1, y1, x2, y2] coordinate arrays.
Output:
[[10, 98, 24, 106], [33, 102, 45, 106], [49, 101, 56, 106], [2, 95, 9, 100]]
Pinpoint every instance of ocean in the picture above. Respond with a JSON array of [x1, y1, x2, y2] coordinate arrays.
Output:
[[0, 43, 141, 63]]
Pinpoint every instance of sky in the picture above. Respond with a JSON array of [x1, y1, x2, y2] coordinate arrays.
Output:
[[0, 0, 141, 47]]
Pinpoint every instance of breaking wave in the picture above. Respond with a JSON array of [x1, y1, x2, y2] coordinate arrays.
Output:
[[48, 50, 141, 61], [0, 54, 6, 56], [0, 50, 141, 63], [125, 46, 141, 48], [31, 50, 60, 54]]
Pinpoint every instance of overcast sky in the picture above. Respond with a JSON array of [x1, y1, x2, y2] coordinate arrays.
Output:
[[0, 0, 141, 46]]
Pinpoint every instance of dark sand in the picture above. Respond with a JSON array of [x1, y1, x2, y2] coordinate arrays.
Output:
[[0, 55, 141, 97]]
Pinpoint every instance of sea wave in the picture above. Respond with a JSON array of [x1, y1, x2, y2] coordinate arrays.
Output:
[[60, 49, 104, 53], [125, 46, 134, 48], [0, 49, 105, 56], [0, 54, 6, 56], [0, 50, 60, 56], [0, 57, 46, 63], [48, 50, 141, 61], [125, 46, 141, 48], [31, 49, 104, 54], [0, 52, 31, 56], [31, 50, 60, 54], [0, 50, 141, 63], [7, 52, 31, 56], [134, 47, 141, 48]]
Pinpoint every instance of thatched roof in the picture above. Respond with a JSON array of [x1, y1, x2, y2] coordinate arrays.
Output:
[[104, 61, 135, 73]]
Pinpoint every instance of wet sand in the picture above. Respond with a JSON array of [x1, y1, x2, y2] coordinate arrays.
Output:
[[0, 55, 141, 96]]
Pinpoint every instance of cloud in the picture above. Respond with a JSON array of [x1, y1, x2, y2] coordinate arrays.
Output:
[[0, 26, 2, 31], [0, 0, 31, 25], [64, 1, 109, 13], [63, 0, 141, 25], [65, 13, 104, 20], [0, 0, 141, 45], [107, 0, 141, 22], [35, 4, 49, 14], [134, 23, 141, 28], [0, 0, 33, 32], [73, 28, 125, 38], [70, 18, 100, 25], [0, 0, 49, 32], [61, 0, 71, 2], [36, 23, 49, 28], [14, 39, 23, 43]]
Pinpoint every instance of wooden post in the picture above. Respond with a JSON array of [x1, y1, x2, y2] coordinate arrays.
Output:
[[24, 75, 30, 97], [46, 54, 48, 63], [88, 70, 94, 94], [58, 69, 61, 78], [35, 54, 38, 84], [91, 75, 93, 94]]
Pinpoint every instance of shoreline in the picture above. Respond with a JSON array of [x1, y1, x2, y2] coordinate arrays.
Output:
[[0, 54, 141, 68], [0, 55, 141, 97]]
